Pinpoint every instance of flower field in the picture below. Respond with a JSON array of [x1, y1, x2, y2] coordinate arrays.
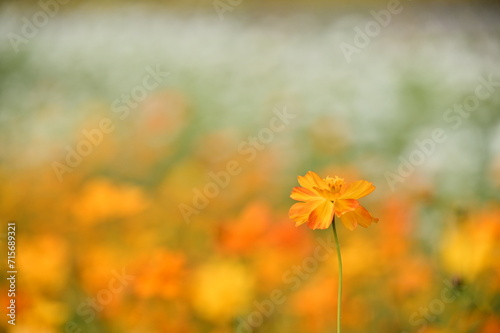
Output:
[[0, 2, 499, 332]]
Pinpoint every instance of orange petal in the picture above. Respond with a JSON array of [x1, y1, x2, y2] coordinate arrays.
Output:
[[334, 198, 359, 217], [340, 180, 375, 199], [290, 187, 322, 201], [289, 202, 308, 220], [297, 171, 328, 192], [289, 200, 323, 226], [307, 200, 334, 230], [340, 205, 378, 230], [339, 215, 357, 230], [313, 188, 339, 201]]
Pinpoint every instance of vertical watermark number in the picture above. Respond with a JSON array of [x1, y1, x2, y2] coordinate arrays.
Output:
[[6, 221, 17, 326]]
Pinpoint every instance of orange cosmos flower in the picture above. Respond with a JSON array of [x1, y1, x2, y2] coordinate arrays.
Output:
[[289, 171, 378, 230]]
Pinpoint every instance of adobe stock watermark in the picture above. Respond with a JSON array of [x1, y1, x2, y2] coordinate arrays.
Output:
[[178, 106, 295, 224], [7, 0, 71, 53], [213, 0, 242, 21], [339, 0, 404, 64], [400, 279, 462, 333], [236, 235, 338, 332], [51, 65, 169, 182], [385, 74, 500, 191], [64, 268, 135, 333]]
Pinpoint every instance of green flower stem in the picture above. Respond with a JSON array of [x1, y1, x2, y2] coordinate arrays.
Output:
[[332, 217, 342, 333]]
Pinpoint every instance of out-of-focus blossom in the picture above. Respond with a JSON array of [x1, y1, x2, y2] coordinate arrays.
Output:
[[390, 257, 433, 297], [481, 317, 500, 333], [132, 250, 186, 299], [79, 245, 128, 293], [337, 235, 381, 281], [264, 217, 314, 252], [218, 201, 270, 255], [441, 207, 500, 282], [190, 260, 254, 323], [289, 277, 337, 332], [19, 235, 69, 293], [16, 235, 70, 331], [71, 178, 148, 224], [378, 195, 414, 256]]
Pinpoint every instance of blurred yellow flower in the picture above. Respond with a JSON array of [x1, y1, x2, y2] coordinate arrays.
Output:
[[441, 208, 499, 282], [289, 171, 378, 230], [72, 178, 148, 224], [190, 260, 254, 323], [19, 235, 69, 293]]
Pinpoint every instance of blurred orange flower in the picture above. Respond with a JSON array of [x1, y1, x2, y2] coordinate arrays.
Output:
[[72, 178, 148, 224], [132, 250, 186, 300], [289, 171, 378, 230], [218, 201, 271, 255], [189, 260, 254, 323], [441, 207, 500, 282]]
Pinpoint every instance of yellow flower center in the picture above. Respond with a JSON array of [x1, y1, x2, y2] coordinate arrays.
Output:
[[324, 176, 344, 193]]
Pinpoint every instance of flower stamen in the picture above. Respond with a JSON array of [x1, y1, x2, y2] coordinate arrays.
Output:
[[325, 176, 344, 193]]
